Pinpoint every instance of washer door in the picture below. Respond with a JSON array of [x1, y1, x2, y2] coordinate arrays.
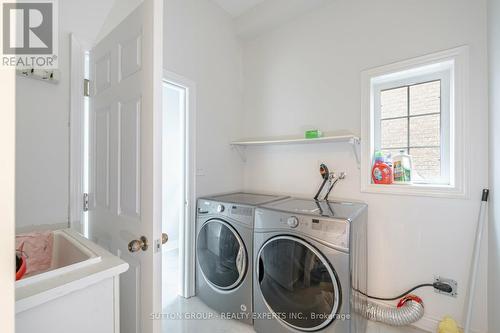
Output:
[[197, 219, 247, 290], [257, 236, 341, 331]]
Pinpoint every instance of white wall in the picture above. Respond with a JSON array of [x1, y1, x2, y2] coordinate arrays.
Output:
[[241, 1, 489, 332], [234, 0, 330, 39], [488, 0, 500, 332], [96, 0, 142, 43], [16, 69, 69, 228], [164, 0, 244, 197], [15, 0, 116, 229]]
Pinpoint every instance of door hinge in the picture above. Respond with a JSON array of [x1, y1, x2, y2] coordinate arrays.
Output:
[[83, 192, 89, 212], [83, 79, 90, 97]]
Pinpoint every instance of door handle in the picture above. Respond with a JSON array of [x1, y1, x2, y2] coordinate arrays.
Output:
[[128, 236, 148, 253], [162, 233, 168, 245]]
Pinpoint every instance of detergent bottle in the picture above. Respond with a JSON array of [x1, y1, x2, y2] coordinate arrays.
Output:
[[371, 151, 393, 184], [393, 150, 413, 184]]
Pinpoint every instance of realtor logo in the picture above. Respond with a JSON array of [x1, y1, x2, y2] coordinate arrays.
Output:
[[2, 0, 58, 68]]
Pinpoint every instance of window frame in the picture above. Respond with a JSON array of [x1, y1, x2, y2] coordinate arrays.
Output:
[[360, 46, 469, 198]]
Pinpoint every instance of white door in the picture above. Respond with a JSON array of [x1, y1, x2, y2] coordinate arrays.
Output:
[[88, 2, 163, 333]]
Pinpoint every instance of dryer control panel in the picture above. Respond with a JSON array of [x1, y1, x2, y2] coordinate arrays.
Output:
[[197, 200, 254, 227], [255, 208, 350, 252]]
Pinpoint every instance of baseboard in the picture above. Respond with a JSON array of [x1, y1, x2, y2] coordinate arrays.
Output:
[[412, 315, 440, 332], [413, 314, 484, 333]]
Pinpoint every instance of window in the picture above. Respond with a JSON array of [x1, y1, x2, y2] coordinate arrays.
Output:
[[361, 47, 469, 197], [375, 74, 450, 185]]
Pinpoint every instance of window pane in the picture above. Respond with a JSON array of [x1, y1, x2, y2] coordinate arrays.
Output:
[[381, 118, 408, 149], [410, 147, 441, 181], [381, 87, 407, 119], [409, 114, 440, 147], [410, 80, 440, 116]]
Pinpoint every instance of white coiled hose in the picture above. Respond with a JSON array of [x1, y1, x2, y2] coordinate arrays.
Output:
[[355, 295, 425, 326]]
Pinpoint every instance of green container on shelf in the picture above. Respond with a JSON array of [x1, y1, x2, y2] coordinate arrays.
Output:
[[305, 129, 323, 139]]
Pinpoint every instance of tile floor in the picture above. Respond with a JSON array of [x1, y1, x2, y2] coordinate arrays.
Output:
[[162, 296, 426, 333], [161, 248, 426, 333]]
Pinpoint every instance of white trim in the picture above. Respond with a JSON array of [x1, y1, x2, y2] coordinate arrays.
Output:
[[150, 2, 164, 332], [361, 46, 470, 198], [69, 34, 85, 234], [162, 70, 197, 298], [113, 275, 120, 333]]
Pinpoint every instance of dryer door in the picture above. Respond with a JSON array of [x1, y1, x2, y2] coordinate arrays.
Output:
[[197, 219, 247, 290], [257, 235, 341, 331]]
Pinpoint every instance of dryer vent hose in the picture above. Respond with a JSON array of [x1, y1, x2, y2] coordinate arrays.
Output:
[[356, 295, 425, 326]]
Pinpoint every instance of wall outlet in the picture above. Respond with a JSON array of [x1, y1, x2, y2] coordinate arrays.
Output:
[[434, 276, 458, 297]]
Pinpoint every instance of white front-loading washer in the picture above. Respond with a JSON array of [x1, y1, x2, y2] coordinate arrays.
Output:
[[196, 192, 288, 325], [253, 198, 368, 333]]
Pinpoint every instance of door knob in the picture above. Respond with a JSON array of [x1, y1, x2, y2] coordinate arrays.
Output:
[[128, 236, 148, 252], [162, 233, 168, 245]]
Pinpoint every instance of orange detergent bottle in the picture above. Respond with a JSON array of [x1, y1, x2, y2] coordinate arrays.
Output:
[[372, 151, 393, 184]]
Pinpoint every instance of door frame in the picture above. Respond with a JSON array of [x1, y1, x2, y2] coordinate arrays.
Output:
[[69, 33, 86, 235], [162, 70, 197, 298]]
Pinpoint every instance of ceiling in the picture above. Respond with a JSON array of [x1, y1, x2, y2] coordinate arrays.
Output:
[[233, 0, 330, 39], [60, 0, 116, 46], [212, 0, 266, 17]]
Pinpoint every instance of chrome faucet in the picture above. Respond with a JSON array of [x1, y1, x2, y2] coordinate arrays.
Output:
[[323, 172, 346, 201]]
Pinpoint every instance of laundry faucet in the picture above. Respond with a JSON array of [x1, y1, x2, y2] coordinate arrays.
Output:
[[323, 172, 346, 201]]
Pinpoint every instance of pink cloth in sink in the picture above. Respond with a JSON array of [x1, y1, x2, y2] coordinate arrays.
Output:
[[16, 231, 54, 276]]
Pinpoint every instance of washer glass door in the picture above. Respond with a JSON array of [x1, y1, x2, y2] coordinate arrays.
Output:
[[257, 236, 341, 331], [197, 219, 247, 290]]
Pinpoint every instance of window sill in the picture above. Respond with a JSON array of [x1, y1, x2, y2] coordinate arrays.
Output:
[[361, 183, 467, 199]]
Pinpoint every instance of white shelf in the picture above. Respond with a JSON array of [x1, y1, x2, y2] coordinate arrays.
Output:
[[230, 133, 361, 165], [230, 134, 360, 146]]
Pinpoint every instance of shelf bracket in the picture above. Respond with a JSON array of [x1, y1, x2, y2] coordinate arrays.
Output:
[[231, 145, 247, 162], [349, 137, 361, 168]]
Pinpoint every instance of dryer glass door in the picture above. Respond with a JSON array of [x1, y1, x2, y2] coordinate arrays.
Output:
[[197, 219, 247, 290], [257, 236, 341, 331]]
